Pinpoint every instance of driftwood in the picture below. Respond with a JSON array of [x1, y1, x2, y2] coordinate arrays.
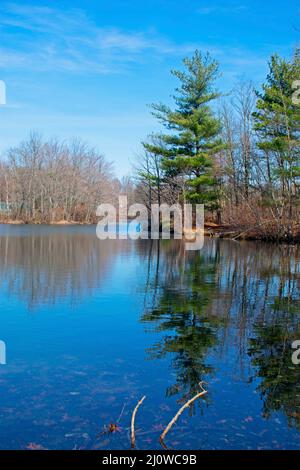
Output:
[[160, 383, 207, 447], [130, 396, 146, 449], [231, 219, 275, 241]]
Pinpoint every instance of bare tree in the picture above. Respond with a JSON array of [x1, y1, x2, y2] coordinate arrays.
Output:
[[0, 133, 116, 223]]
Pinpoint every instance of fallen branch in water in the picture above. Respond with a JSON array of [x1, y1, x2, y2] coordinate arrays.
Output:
[[160, 383, 207, 447], [131, 396, 146, 449], [231, 219, 276, 241], [117, 402, 126, 423]]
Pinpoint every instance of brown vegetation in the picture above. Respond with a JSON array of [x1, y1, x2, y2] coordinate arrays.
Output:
[[0, 133, 119, 224]]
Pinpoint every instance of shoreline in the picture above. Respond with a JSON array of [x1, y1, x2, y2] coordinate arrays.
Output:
[[0, 219, 91, 226], [0, 220, 299, 244]]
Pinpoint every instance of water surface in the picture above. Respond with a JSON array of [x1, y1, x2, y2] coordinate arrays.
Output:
[[0, 225, 299, 450]]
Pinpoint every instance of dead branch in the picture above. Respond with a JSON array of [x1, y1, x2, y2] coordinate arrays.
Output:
[[160, 383, 207, 447], [117, 402, 126, 423], [130, 396, 146, 449], [232, 219, 275, 240]]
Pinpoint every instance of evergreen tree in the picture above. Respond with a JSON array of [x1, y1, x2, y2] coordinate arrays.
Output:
[[143, 50, 224, 210], [253, 50, 300, 232]]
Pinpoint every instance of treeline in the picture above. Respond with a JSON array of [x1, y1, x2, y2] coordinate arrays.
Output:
[[1, 49, 300, 240], [134, 49, 300, 241], [0, 134, 119, 223]]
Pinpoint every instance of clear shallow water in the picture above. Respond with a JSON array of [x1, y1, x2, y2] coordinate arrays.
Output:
[[0, 224, 299, 450]]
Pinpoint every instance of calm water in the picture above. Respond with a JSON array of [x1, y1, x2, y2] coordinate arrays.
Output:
[[0, 224, 299, 450]]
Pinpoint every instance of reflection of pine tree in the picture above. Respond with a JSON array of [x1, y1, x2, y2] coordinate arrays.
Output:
[[141, 245, 226, 407], [248, 298, 300, 429]]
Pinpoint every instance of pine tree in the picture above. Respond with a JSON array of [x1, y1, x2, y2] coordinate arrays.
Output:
[[143, 50, 224, 210], [253, 50, 300, 234]]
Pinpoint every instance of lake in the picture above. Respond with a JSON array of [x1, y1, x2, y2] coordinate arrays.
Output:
[[0, 224, 299, 450]]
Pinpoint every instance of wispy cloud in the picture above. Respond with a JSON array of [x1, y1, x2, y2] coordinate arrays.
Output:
[[0, 3, 204, 74], [197, 6, 218, 15], [0, 1, 271, 83], [197, 3, 247, 15]]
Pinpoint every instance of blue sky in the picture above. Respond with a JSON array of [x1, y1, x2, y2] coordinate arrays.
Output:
[[0, 0, 299, 176]]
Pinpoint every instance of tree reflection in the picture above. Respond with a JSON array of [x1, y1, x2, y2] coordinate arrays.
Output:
[[0, 226, 127, 309], [140, 239, 300, 425], [140, 240, 227, 406], [247, 250, 300, 429]]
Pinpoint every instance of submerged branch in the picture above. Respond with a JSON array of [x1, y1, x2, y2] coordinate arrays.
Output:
[[160, 383, 207, 447], [131, 396, 146, 449]]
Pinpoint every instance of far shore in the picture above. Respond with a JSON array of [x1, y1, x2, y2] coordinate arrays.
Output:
[[0, 219, 90, 226], [1, 219, 299, 244]]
